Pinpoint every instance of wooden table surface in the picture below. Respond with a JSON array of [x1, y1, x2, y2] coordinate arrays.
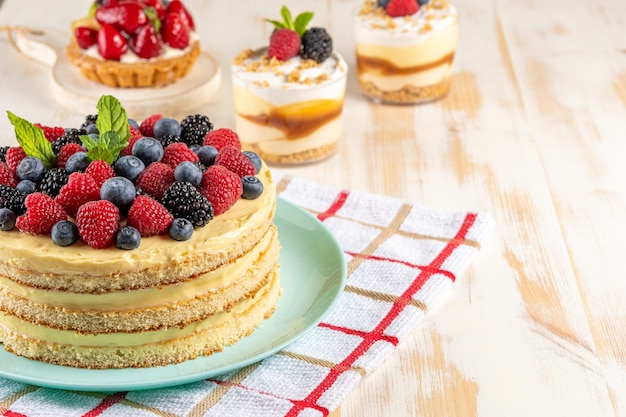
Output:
[[2, 0, 626, 416]]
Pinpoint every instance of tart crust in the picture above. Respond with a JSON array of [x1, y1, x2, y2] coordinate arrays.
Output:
[[66, 37, 201, 88]]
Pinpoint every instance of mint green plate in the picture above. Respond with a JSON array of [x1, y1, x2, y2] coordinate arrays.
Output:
[[0, 197, 347, 392]]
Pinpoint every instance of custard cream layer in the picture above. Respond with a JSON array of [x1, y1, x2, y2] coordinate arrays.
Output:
[[0, 165, 275, 280], [0, 227, 277, 313], [0, 268, 279, 348]]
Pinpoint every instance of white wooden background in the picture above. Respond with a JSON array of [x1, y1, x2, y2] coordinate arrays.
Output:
[[1, 0, 626, 416]]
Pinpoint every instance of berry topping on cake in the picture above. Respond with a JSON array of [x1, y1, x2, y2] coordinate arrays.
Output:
[[127, 195, 173, 237], [203, 128, 241, 151], [95, 2, 150, 36], [199, 165, 243, 216], [215, 146, 256, 178], [74, 26, 99, 50], [180, 114, 213, 147], [167, 0, 195, 30], [132, 23, 161, 59], [17, 193, 68, 236], [97, 23, 129, 61], [0, 95, 268, 250], [76, 200, 121, 249], [385, 0, 420, 17]]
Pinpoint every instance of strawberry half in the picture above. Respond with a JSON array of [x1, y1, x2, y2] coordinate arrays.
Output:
[[97, 24, 128, 61], [132, 23, 161, 59], [166, 0, 195, 30], [95, 2, 149, 36], [74, 26, 98, 49], [161, 12, 190, 49]]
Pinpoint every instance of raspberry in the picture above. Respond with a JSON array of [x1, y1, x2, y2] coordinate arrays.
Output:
[[126, 195, 173, 237], [16, 193, 68, 235], [385, 0, 419, 17], [120, 128, 144, 157], [0, 162, 17, 187], [76, 200, 120, 249], [135, 162, 175, 200], [6, 147, 27, 171], [161, 142, 199, 170], [268, 28, 301, 61], [56, 172, 101, 218], [202, 128, 241, 151], [139, 114, 163, 137], [215, 146, 256, 178], [34, 123, 66, 143], [85, 160, 115, 187], [57, 143, 85, 169], [199, 165, 243, 215]]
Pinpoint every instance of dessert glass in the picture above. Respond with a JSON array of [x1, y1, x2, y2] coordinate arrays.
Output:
[[232, 48, 348, 165], [353, 0, 458, 104]]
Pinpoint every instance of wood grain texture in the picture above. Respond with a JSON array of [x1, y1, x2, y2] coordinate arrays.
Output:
[[1, 0, 625, 416]]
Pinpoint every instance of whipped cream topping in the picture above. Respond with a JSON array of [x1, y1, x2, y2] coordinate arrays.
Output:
[[232, 48, 347, 91], [354, 0, 457, 47], [83, 32, 199, 63]]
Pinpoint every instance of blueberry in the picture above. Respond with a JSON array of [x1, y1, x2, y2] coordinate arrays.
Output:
[[242, 151, 262, 174], [0, 208, 16, 231], [116, 226, 141, 250], [377, 0, 390, 7], [132, 137, 164, 165], [153, 117, 182, 138], [189, 144, 201, 153], [174, 161, 202, 186], [86, 124, 99, 135], [88, 133, 99, 141], [169, 218, 193, 241], [241, 175, 263, 199], [114, 155, 145, 182], [16, 180, 37, 194], [100, 176, 136, 211], [16, 156, 46, 182], [197, 146, 218, 167], [65, 151, 90, 174], [128, 118, 140, 130], [417, 0, 429, 5], [51, 220, 79, 246]]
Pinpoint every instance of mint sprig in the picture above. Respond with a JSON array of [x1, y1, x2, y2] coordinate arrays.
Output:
[[82, 95, 130, 165], [266, 5, 313, 37], [7, 111, 57, 169]]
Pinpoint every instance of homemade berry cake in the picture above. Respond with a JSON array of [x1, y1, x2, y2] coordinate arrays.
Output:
[[0, 95, 280, 369], [67, 0, 201, 88]]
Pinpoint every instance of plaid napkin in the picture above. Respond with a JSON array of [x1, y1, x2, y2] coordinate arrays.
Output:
[[0, 174, 493, 417]]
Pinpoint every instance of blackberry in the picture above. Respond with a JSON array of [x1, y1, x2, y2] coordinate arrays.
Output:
[[157, 134, 180, 148], [0, 185, 26, 216], [81, 114, 98, 130], [301, 27, 333, 63], [52, 129, 85, 155], [180, 114, 213, 147], [38, 168, 69, 197], [161, 181, 214, 228], [0, 146, 9, 163]]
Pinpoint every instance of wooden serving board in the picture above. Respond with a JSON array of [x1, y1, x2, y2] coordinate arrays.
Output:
[[11, 27, 222, 120]]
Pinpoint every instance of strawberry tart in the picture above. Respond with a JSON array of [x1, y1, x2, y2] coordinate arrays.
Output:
[[66, 0, 201, 88], [0, 95, 280, 369], [354, 0, 458, 104], [232, 6, 348, 165]]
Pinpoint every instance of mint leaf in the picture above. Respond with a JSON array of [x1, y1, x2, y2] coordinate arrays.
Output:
[[294, 11, 314, 36], [95, 95, 130, 143], [280, 5, 294, 30], [80, 130, 124, 165], [265, 19, 286, 30], [7, 111, 57, 168], [144, 6, 162, 33]]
